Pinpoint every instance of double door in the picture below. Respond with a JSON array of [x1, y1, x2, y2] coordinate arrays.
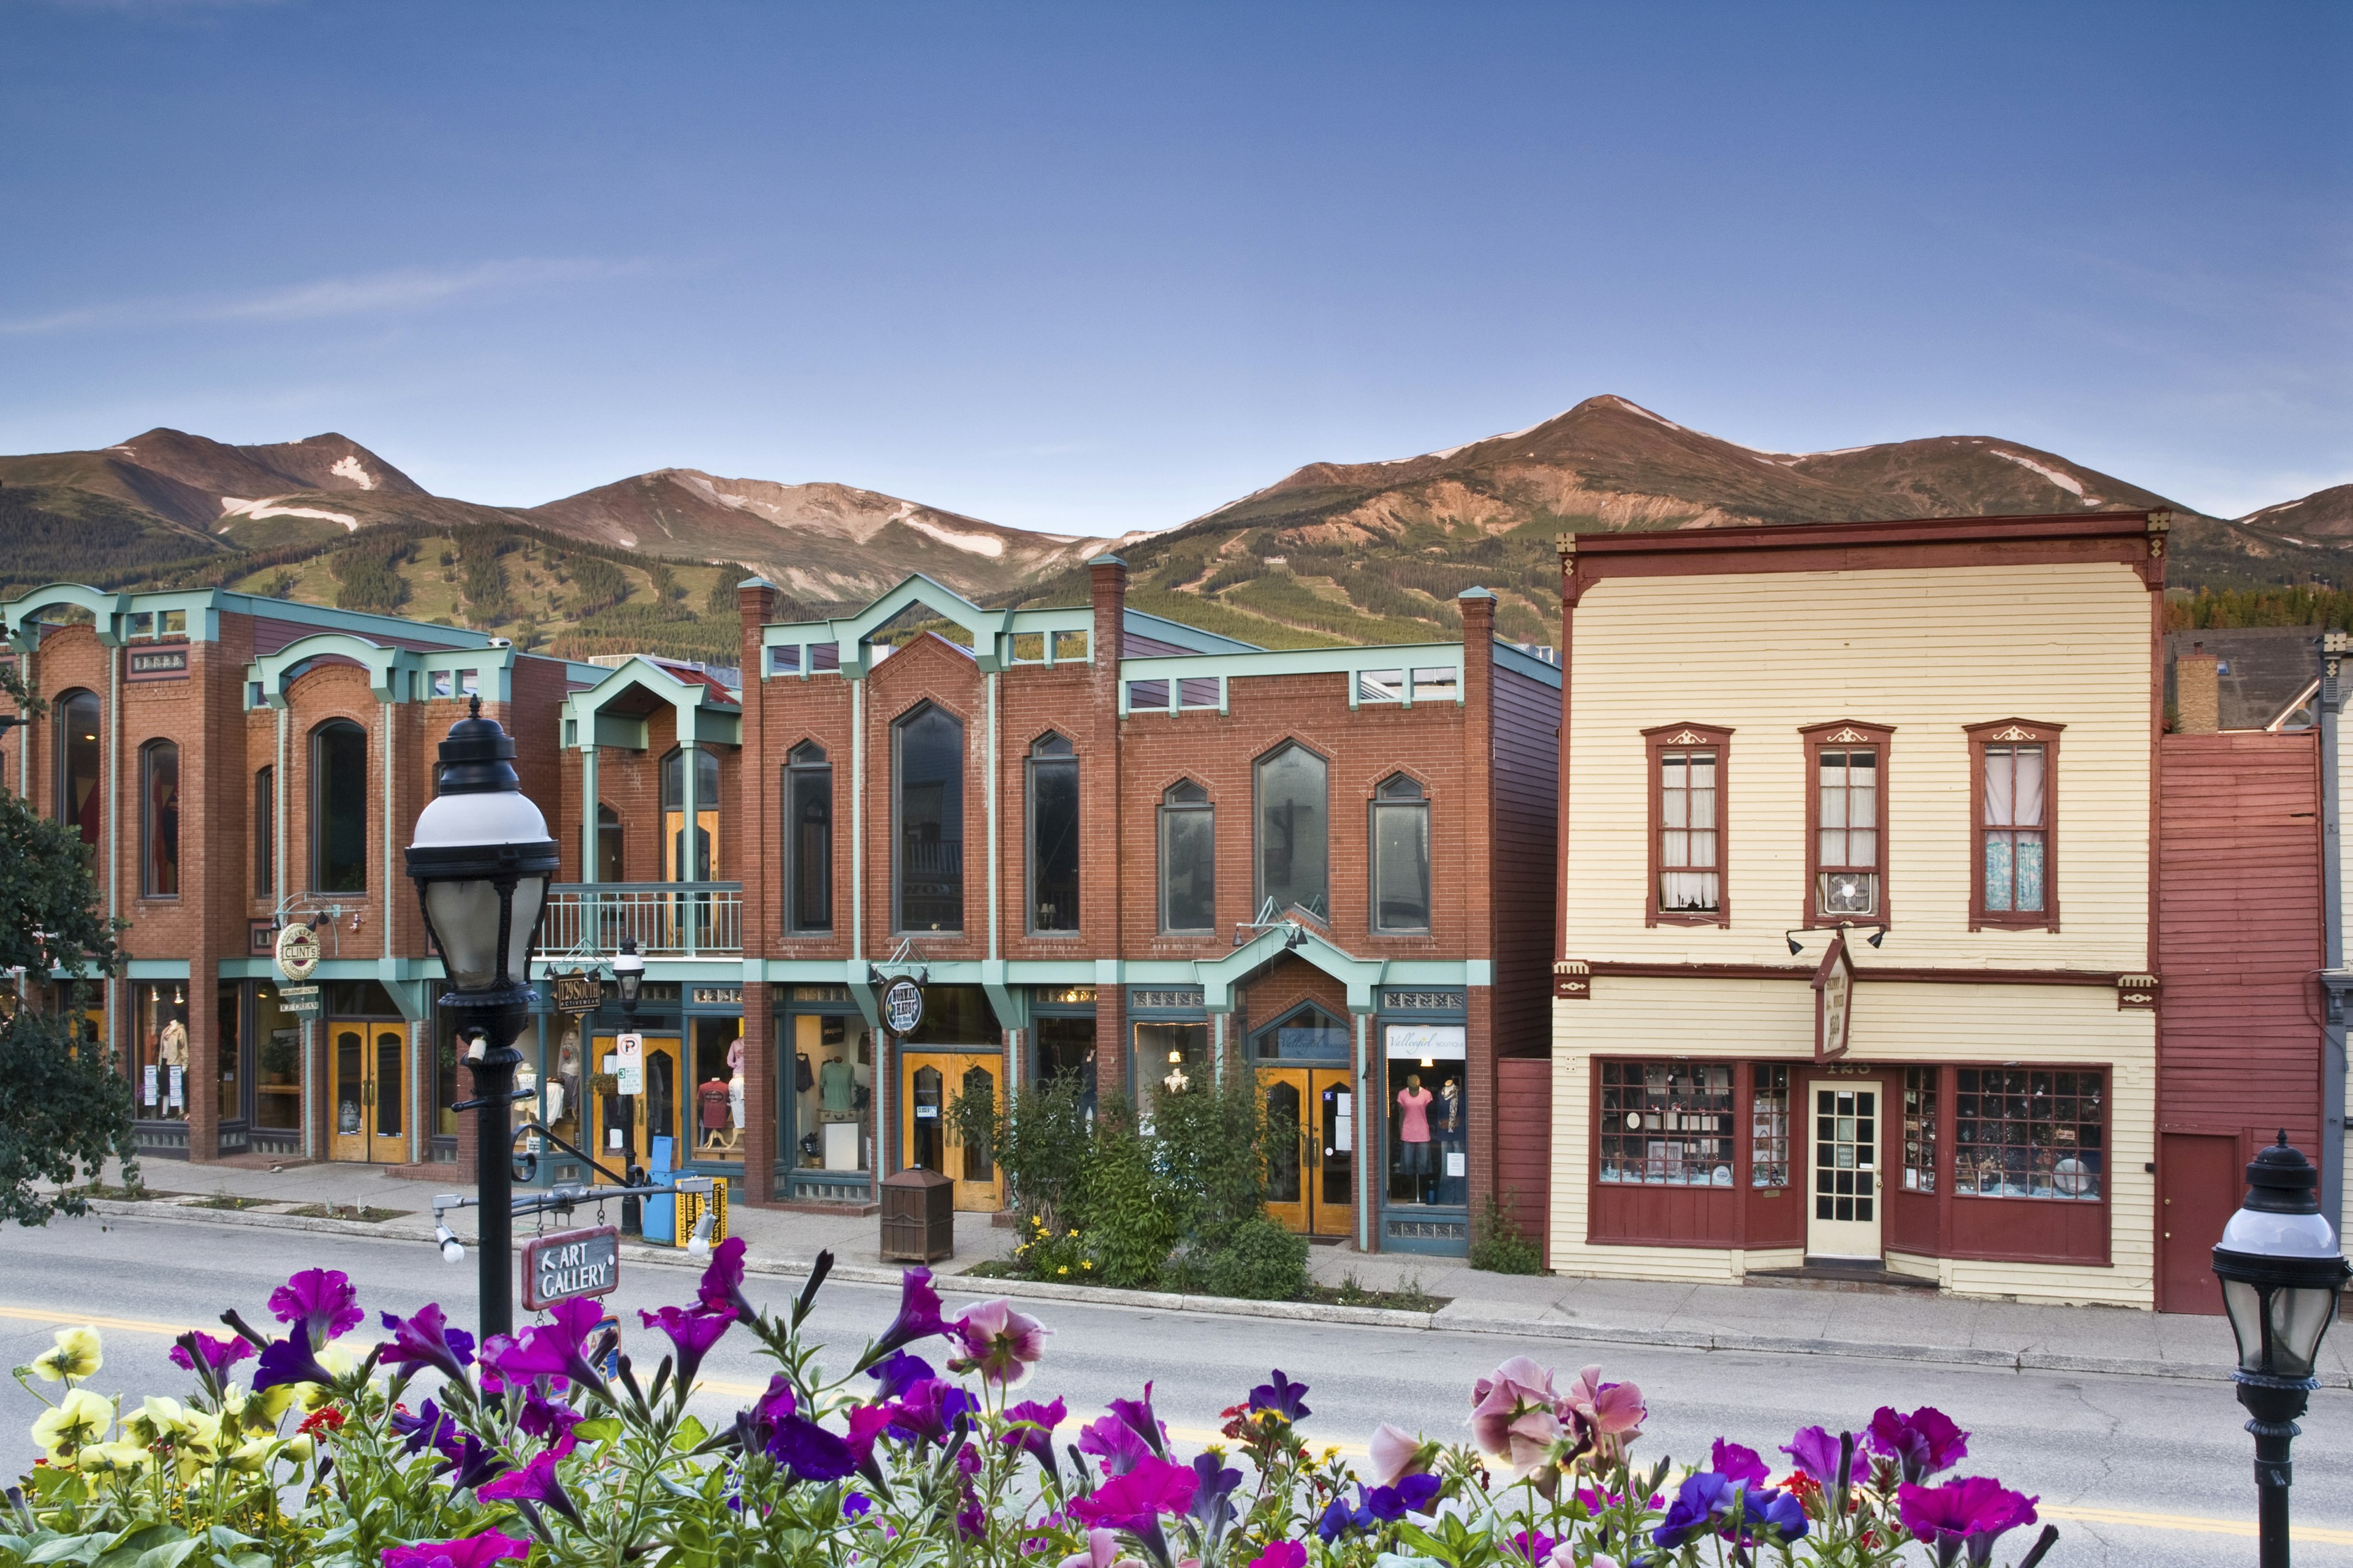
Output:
[[903, 1051, 1003, 1211], [1260, 1066, 1354, 1238], [588, 1032, 683, 1181], [329, 1022, 410, 1164]]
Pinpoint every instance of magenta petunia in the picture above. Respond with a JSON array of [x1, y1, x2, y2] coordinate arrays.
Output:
[[868, 1268, 950, 1361], [1868, 1406, 1970, 1485], [477, 1440, 580, 1521], [380, 1533, 530, 1568], [638, 1303, 735, 1389], [379, 1304, 476, 1384], [1249, 1544, 1306, 1568], [170, 1331, 255, 1376], [270, 1268, 365, 1347], [695, 1236, 759, 1323], [1106, 1381, 1167, 1456], [1069, 1454, 1200, 1532], [1078, 1413, 1154, 1477], [1897, 1475, 2039, 1561], [487, 1298, 610, 1398], [1709, 1439, 1770, 1490]]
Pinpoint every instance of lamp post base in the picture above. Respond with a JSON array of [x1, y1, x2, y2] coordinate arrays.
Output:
[[2237, 1373, 2315, 1568]]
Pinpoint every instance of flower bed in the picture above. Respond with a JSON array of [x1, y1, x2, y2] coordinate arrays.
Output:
[[7, 1241, 2058, 1568]]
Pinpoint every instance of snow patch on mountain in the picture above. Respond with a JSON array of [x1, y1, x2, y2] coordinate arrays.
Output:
[[219, 496, 358, 531], [328, 455, 376, 490], [902, 515, 1006, 557], [1990, 450, 2091, 500]]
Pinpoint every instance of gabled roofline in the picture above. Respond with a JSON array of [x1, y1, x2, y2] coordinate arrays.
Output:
[[563, 654, 742, 751]]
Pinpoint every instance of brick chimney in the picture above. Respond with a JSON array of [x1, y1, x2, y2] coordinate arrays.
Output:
[[1088, 555, 1127, 668], [2175, 640, 2221, 734]]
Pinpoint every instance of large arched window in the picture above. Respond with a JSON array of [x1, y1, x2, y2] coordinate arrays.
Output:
[[53, 690, 100, 849], [1026, 733, 1079, 932], [1254, 741, 1328, 921], [1158, 779, 1214, 933], [661, 747, 722, 881], [786, 741, 833, 933], [140, 741, 180, 897], [1370, 774, 1431, 933], [894, 704, 964, 931], [311, 719, 369, 893]]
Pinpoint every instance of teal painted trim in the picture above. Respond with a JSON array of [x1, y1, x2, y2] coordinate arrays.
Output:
[[638, 960, 756, 984], [1381, 960, 1482, 986], [594, 712, 648, 749], [1120, 610, 1259, 654], [1193, 926, 1386, 1013], [125, 958, 191, 979], [563, 657, 740, 752], [5, 585, 131, 651], [1492, 640, 1563, 689], [981, 959, 1028, 1032]]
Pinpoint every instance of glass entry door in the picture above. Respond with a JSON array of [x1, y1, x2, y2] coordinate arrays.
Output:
[[901, 1051, 1002, 1211], [589, 1032, 683, 1182], [1259, 1066, 1353, 1238], [328, 1023, 409, 1164], [1806, 1078, 1881, 1260]]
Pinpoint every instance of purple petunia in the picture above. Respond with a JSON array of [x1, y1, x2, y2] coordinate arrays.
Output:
[[390, 1399, 460, 1458], [1782, 1425, 1868, 1488], [884, 1377, 979, 1445], [1710, 1438, 1770, 1490], [477, 1439, 580, 1521], [270, 1268, 365, 1348], [1001, 1396, 1067, 1481], [379, 1305, 477, 1384], [1247, 1369, 1311, 1422], [253, 1333, 338, 1392], [867, 1268, 950, 1362], [485, 1298, 611, 1401], [767, 1413, 858, 1483], [1107, 1382, 1169, 1458], [638, 1303, 735, 1391], [379, 1532, 530, 1568], [1078, 1412, 1154, 1477], [866, 1351, 937, 1401], [1068, 1454, 1199, 1533], [516, 1390, 582, 1444], [1868, 1406, 1970, 1486], [170, 1331, 256, 1377], [1898, 1477, 2038, 1568]]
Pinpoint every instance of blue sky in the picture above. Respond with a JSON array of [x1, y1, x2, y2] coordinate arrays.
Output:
[[2, 2, 2346, 532]]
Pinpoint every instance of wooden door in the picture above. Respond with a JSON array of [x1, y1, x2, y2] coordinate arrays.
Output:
[[328, 1023, 409, 1164], [1308, 1068, 1354, 1238], [2159, 1132, 2241, 1315], [1805, 1078, 1882, 1260], [1261, 1069, 1310, 1233], [900, 1052, 1002, 1211]]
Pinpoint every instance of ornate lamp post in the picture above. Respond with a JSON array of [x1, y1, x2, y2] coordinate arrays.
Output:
[[405, 699, 560, 1342], [611, 938, 646, 1234], [2211, 1132, 2351, 1568]]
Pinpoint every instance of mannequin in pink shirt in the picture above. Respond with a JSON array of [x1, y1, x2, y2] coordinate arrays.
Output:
[[1396, 1074, 1434, 1190]]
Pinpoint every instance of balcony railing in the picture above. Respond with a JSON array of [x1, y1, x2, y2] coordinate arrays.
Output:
[[535, 881, 743, 958]]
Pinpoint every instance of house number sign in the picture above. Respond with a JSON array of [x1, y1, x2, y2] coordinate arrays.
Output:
[[521, 1225, 620, 1310]]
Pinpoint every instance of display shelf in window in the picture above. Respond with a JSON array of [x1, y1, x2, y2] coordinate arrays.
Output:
[[1750, 1064, 1790, 1187], [1902, 1066, 1938, 1193], [1954, 1068, 2102, 1199], [1597, 1060, 1735, 1187]]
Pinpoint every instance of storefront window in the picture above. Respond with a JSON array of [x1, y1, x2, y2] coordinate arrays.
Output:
[[1751, 1064, 1790, 1187], [1903, 1067, 1939, 1192], [252, 985, 303, 1133], [1955, 1069, 2101, 1199], [216, 983, 242, 1123], [1158, 781, 1214, 933], [790, 1012, 871, 1173], [1385, 1022, 1465, 1206], [1134, 1021, 1208, 1124], [692, 1015, 746, 1162], [1370, 776, 1430, 933], [1596, 1060, 1734, 1186], [133, 983, 191, 1122], [548, 1019, 586, 1154], [900, 985, 999, 1046]]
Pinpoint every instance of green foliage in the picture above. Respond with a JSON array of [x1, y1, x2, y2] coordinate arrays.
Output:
[[2165, 584, 2353, 631], [327, 539, 410, 613], [702, 575, 740, 617], [0, 665, 134, 1225], [455, 533, 512, 623], [1076, 1106, 1175, 1289], [1468, 1190, 1545, 1274], [947, 1071, 1092, 1233], [1146, 1066, 1284, 1251], [1009, 1213, 1097, 1282], [1194, 1216, 1309, 1300], [0, 485, 229, 593]]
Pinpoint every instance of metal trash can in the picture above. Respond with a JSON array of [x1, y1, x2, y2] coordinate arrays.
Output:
[[880, 1168, 954, 1262]]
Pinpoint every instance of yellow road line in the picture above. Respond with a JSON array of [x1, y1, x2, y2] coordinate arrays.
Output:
[[18, 1312, 2344, 1546]]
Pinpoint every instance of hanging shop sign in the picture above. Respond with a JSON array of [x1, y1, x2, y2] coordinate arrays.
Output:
[[882, 979, 925, 1035], [615, 1033, 645, 1096], [552, 972, 604, 1016], [521, 1225, 620, 1310], [275, 923, 320, 983], [1813, 931, 1854, 1062], [278, 984, 322, 1020]]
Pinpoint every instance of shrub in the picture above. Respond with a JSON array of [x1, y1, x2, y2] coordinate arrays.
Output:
[[1469, 1189, 1546, 1274], [1199, 1216, 1311, 1300], [1078, 1106, 1174, 1288]]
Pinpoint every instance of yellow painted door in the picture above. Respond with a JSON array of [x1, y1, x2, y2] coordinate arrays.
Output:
[[588, 1032, 683, 1181], [328, 1023, 409, 1164], [901, 1052, 1004, 1212], [1307, 1068, 1354, 1238], [1260, 1068, 1311, 1233]]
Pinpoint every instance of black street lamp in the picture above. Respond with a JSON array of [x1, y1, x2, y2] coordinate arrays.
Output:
[[406, 699, 561, 1343], [2211, 1131, 2351, 1568], [611, 939, 646, 1235]]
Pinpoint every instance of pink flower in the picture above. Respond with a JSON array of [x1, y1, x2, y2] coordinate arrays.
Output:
[[1561, 1365, 1646, 1461], [1069, 1455, 1200, 1532], [1368, 1422, 1432, 1487], [1056, 1529, 1145, 1568], [1468, 1356, 1563, 1477], [946, 1298, 1050, 1388], [380, 1534, 530, 1568], [1250, 1544, 1306, 1568]]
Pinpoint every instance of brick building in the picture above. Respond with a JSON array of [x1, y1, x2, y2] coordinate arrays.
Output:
[[526, 560, 1560, 1256]]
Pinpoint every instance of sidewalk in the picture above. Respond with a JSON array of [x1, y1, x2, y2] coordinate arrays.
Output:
[[65, 1158, 2349, 1390]]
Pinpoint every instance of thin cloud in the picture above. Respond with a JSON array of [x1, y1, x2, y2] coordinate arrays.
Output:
[[1, 257, 651, 335]]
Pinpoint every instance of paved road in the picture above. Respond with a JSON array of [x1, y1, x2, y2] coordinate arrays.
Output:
[[4, 1214, 2350, 1566]]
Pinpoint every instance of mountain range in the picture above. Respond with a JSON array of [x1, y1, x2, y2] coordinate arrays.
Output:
[[1, 395, 2344, 658]]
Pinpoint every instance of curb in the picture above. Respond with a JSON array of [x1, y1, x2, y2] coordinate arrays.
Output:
[[80, 1199, 2340, 1390]]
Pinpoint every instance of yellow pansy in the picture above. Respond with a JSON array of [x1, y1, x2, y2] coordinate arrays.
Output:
[[177, 1409, 223, 1456], [279, 1434, 316, 1463], [124, 1396, 186, 1445], [31, 1326, 102, 1382], [314, 1340, 361, 1378], [241, 1384, 298, 1431], [75, 1440, 151, 1475], [31, 1390, 115, 1456], [225, 1437, 278, 1474]]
